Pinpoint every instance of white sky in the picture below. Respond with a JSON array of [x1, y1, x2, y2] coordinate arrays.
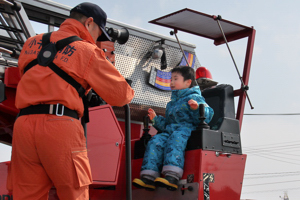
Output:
[[1, 0, 300, 199]]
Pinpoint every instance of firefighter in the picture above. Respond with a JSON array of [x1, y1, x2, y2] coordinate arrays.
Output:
[[8, 2, 134, 200], [133, 66, 213, 191]]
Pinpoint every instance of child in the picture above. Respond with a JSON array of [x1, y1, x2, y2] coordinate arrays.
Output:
[[133, 66, 214, 191]]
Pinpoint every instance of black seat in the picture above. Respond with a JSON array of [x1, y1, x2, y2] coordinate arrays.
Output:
[[202, 84, 235, 130], [186, 84, 242, 154]]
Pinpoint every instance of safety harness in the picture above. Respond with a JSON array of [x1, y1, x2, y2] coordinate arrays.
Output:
[[19, 32, 90, 122]]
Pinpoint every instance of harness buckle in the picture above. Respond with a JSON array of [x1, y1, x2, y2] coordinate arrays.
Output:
[[56, 103, 64, 116]]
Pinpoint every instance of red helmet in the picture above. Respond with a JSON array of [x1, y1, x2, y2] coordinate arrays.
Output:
[[196, 67, 218, 90]]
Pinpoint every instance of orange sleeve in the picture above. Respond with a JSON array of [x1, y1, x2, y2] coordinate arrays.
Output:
[[85, 48, 134, 107]]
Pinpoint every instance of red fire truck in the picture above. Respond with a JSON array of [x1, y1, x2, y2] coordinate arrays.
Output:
[[0, 0, 255, 199]]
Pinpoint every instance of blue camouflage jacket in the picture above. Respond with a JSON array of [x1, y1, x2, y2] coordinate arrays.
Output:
[[152, 86, 214, 134]]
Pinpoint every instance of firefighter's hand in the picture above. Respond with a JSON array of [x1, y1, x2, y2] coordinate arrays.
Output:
[[188, 99, 199, 110], [148, 108, 156, 121]]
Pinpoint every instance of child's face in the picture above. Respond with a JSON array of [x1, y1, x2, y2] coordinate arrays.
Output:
[[170, 72, 192, 90]]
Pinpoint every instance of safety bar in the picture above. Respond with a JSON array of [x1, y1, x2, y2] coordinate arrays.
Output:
[[214, 15, 254, 110], [124, 104, 132, 200]]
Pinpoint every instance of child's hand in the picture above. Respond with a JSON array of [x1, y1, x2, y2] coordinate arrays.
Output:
[[148, 108, 156, 121], [188, 99, 199, 110]]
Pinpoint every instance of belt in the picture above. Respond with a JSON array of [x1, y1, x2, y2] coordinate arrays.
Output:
[[19, 104, 79, 119]]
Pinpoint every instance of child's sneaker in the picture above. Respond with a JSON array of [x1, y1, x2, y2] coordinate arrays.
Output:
[[154, 176, 178, 191], [132, 177, 155, 191]]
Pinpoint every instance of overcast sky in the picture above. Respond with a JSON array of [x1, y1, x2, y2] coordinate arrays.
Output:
[[1, 0, 300, 199]]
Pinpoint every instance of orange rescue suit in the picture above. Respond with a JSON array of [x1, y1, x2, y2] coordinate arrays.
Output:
[[16, 18, 134, 116], [9, 18, 134, 200]]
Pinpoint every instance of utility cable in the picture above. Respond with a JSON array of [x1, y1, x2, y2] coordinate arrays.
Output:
[[244, 174, 300, 179], [243, 187, 300, 194], [245, 171, 300, 176], [243, 179, 300, 187], [245, 113, 300, 115], [248, 152, 300, 166], [244, 148, 300, 156], [244, 144, 300, 152], [244, 140, 300, 148]]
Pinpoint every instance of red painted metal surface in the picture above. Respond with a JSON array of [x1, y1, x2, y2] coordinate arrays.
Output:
[[87, 105, 124, 186], [4, 67, 20, 88], [0, 67, 19, 142], [0, 162, 12, 199], [0, 87, 18, 116], [131, 149, 246, 200], [0, 87, 17, 144], [183, 150, 246, 200], [89, 147, 127, 200]]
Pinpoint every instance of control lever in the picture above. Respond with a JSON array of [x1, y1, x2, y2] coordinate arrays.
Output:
[[197, 104, 210, 129], [140, 115, 152, 146], [133, 115, 152, 159]]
